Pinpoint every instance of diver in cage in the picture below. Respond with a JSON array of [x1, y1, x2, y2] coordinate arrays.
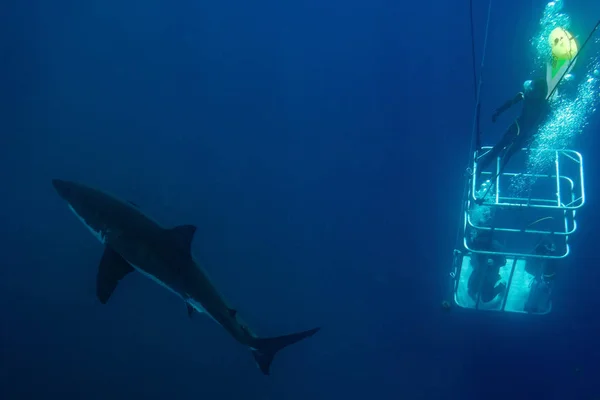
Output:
[[476, 78, 551, 183], [524, 238, 558, 313], [467, 230, 508, 303]]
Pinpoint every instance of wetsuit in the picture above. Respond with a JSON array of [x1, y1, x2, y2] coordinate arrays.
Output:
[[468, 233, 507, 303], [524, 241, 557, 313], [477, 78, 550, 179]]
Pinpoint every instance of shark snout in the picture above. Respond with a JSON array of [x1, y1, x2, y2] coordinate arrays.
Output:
[[52, 179, 73, 199]]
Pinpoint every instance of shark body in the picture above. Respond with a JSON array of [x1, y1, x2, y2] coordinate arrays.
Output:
[[52, 179, 319, 375]]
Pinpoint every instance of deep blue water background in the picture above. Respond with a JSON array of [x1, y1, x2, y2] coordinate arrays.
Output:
[[1, 0, 599, 399]]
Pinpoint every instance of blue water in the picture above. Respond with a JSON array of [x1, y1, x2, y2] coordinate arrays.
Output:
[[1, 0, 599, 399]]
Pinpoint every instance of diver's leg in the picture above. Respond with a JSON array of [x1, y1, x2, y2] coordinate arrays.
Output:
[[477, 144, 503, 174], [481, 271, 506, 303], [525, 279, 540, 312], [492, 280, 507, 298], [499, 129, 528, 172], [468, 264, 483, 301], [481, 281, 506, 303], [476, 144, 503, 183], [525, 278, 551, 313], [477, 123, 518, 181]]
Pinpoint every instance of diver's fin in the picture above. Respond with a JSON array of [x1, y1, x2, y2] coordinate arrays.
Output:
[[96, 247, 134, 304], [186, 303, 194, 318], [168, 225, 197, 254], [251, 327, 320, 375]]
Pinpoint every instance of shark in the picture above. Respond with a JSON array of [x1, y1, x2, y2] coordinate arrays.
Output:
[[51, 179, 320, 375]]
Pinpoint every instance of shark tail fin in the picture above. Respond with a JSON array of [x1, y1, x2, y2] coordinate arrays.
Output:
[[251, 327, 320, 375]]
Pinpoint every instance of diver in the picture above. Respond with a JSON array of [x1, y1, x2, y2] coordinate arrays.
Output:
[[467, 230, 507, 303], [476, 78, 551, 183], [524, 239, 558, 313]]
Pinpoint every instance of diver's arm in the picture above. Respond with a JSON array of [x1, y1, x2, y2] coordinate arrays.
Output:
[[492, 92, 524, 122]]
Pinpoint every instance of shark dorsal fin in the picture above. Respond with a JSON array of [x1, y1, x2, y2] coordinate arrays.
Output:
[[169, 224, 197, 253]]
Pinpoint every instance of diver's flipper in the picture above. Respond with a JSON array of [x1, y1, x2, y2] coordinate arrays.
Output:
[[96, 247, 134, 304], [546, 56, 576, 99]]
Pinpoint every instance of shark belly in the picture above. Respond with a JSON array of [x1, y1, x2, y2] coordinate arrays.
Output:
[[186, 296, 224, 328], [187, 299, 209, 316], [68, 200, 221, 327], [129, 262, 182, 299], [69, 205, 107, 244], [69, 205, 183, 301]]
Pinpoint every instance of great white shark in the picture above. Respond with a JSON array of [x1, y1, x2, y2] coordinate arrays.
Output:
[[52, 179, 319, 375]]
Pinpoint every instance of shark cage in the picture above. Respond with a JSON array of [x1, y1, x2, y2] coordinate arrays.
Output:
[[448, 146, 585, 315]]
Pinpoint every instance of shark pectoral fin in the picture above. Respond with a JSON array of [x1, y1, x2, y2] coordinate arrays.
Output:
[[96, 247, 134, 304], [186, 303, 194, 318], [168, 224, 197, 253]]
